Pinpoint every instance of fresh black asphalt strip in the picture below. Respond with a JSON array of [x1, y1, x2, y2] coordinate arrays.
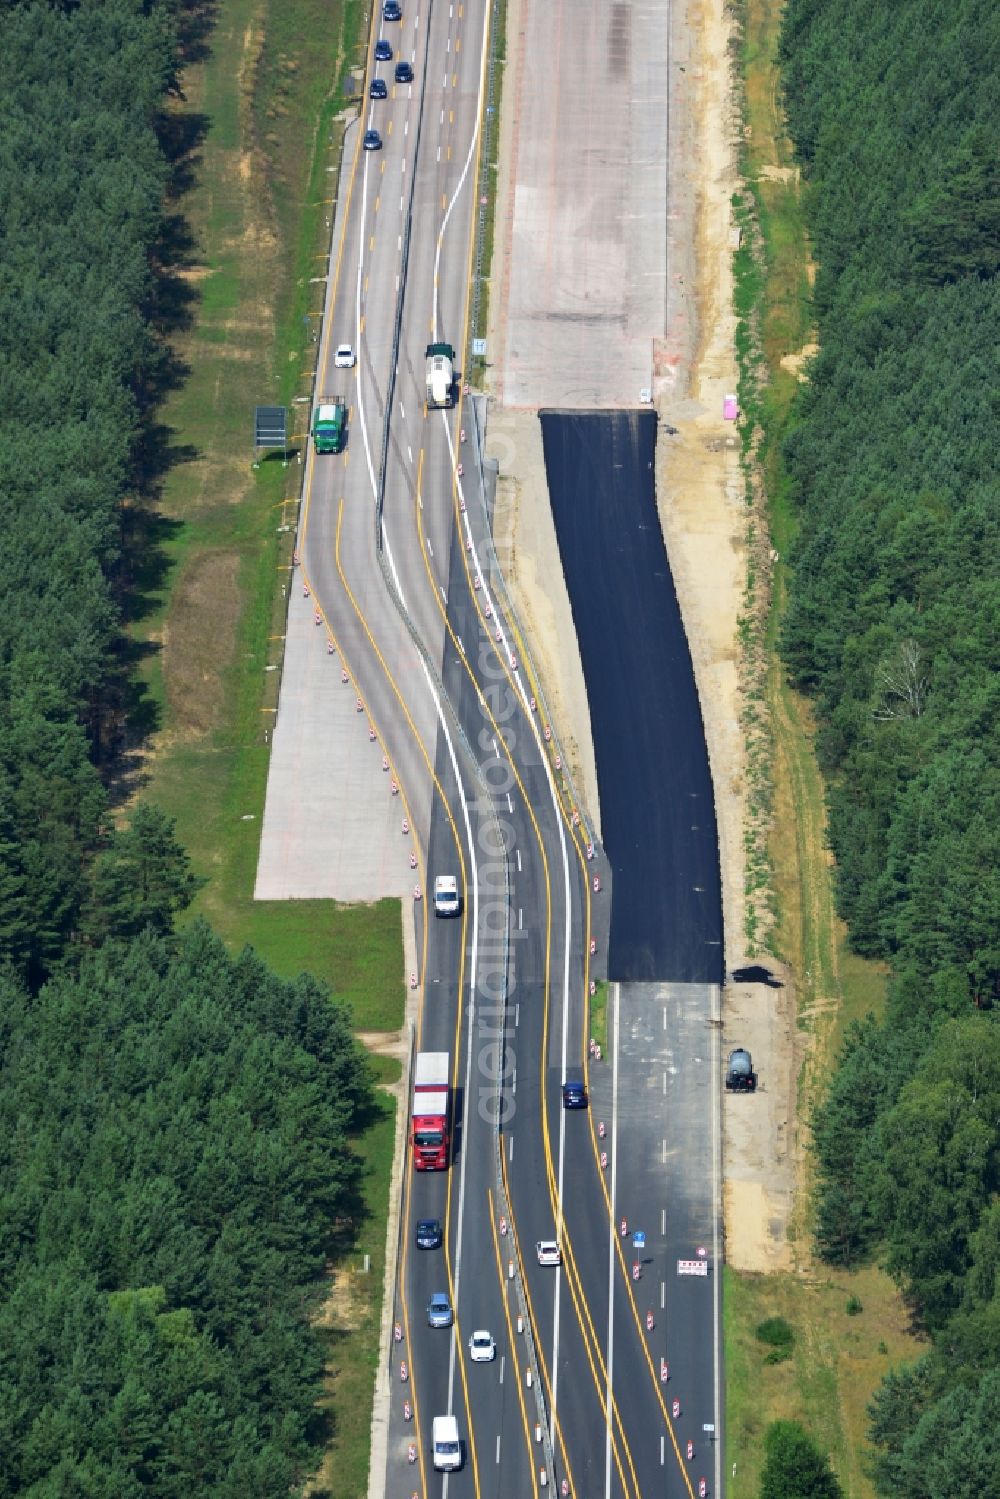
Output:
[[540, 409, 724, 983]]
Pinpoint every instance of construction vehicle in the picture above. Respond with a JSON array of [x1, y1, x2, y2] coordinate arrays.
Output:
[[725, 1047, 757, 1092], [412, 1052, 450, 1169]]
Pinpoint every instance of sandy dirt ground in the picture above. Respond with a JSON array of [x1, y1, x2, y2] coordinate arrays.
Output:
[[486, 0, 797, 1274]]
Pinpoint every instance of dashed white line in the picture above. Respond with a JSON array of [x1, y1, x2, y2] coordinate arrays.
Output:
[[495, 1436, 501, 1464], [407, 444, 413, 462], [514, 1003, 519, 1027], [400, 402, 406, 419], [506, 792, 513, 813], [661, 1139, 667, 1163], [661, 1208, 666, 1235], [660, 1280, 666, 1309], [660, 1436, 665, 1466], [662, 1072, 667, 1095], [516, 849, 522, 872], [492, 737, 499, 757], [508, 1135, 514, 1163], [426, 537, 433, 557], [662, 1006, 668, 1030], [499, 1355, 505, 1384], [517, 908, 522, 930]]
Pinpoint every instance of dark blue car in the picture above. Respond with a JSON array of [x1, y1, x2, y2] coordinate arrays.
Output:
[[374, 38, 392, 61], [562, 1076, 587, 1109]]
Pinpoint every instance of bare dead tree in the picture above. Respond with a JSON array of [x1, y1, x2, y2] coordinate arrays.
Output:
[[873, 639, 929, 721]]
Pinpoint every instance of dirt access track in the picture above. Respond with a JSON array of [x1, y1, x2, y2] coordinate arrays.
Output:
[[485, 0, 797, 1274]]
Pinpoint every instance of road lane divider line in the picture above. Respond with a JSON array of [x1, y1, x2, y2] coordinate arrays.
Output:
[[487, 1188, 540, 1499]]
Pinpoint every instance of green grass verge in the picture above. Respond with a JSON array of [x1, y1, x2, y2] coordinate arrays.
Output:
[[135, 0, 403, 1031], [725, 1265, 922, 1497], [467, 0, 507, 384], [727, 2, 917, 1491], [589, 979, 609, 1055]]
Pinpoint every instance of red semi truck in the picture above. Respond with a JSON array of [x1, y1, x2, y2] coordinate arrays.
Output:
[[412, 1051, 450, 1170]]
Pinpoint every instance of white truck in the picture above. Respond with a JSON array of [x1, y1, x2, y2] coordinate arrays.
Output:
[[425, 342, 455, 408], [433, 875, 460, 917]]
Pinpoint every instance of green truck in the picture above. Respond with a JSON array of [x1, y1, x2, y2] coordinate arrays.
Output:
[[311, 400, 347, 454]]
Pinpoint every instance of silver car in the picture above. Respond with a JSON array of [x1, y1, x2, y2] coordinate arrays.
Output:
[[427, 1292, 453, 1328]]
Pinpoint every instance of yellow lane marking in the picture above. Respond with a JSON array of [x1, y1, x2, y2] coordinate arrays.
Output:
[[487, 1189, 540, 1498]]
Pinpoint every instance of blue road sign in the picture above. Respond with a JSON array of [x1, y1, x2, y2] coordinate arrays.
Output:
[[632, 1230, 646, 1250]]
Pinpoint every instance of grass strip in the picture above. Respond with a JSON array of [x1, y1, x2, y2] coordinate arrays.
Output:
[[725, 2, 916, 1492]]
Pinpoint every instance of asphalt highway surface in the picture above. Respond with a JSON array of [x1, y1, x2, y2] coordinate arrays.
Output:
[[287, 2, 724, 1496], [539, 410, 724, 986]]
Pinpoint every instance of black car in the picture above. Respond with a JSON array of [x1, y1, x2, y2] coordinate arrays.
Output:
[[562, 1076, 587, 1109], [363, 129, 383, 151], [383, 0, 402, 18], [415, 1218, 443, 1250], [394, 60, 414, 84], [369, 78, 388, 99], [374, 38, 392, 61]]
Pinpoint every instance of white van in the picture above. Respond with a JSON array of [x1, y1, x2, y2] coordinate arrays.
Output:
[[432, 1415, 462, 1471], [433, 875, 461, 918]]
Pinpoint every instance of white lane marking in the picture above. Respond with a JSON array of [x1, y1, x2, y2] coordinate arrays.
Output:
[[429, 7, 575, 1439], [661, 1139, 667, 1163], [512, 1067, 517, 1095], [662, 1072, 667, 1095], [506, 792, 513, 813], [660, 1435, 665, 1466], [508, 1135, 514, 1163], [427, 538, 434, 557], [440, 109, 445, 124], [404, 118, 409, 136], [400, 401, 406, 420], [517, 908, 522, 930], [499, 1355, 505, 1384], [516, 848, 521, 872], [662, 1006, 667, 1030], [492, 737, 499, 757], [496, 1436, 501, 1464], [515, 1003, 519, 1028], [353, 155, 483, 1492], [660, 1280, 665, 1310], [605, 982, 620, 1499], [661, 1207, 666, 1235], [407, 444, 413, 462], [440, 586, 447, 604]]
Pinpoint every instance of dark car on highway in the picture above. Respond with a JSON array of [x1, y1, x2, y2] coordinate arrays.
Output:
[[374, 38, 392, 61], [383, 1, 402, 18], [370, 78, 388, 99], [363, 129, 383, 151], [562, 1073, 587, 1109], [394, 60, 414, 84], [415, 1218, 443, 1250]]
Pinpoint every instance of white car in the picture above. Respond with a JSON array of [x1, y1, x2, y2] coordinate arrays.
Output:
[[334, 344, 356, 368], [468, 1329, 496, 1363], [536, 1240, 561, 1266]]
